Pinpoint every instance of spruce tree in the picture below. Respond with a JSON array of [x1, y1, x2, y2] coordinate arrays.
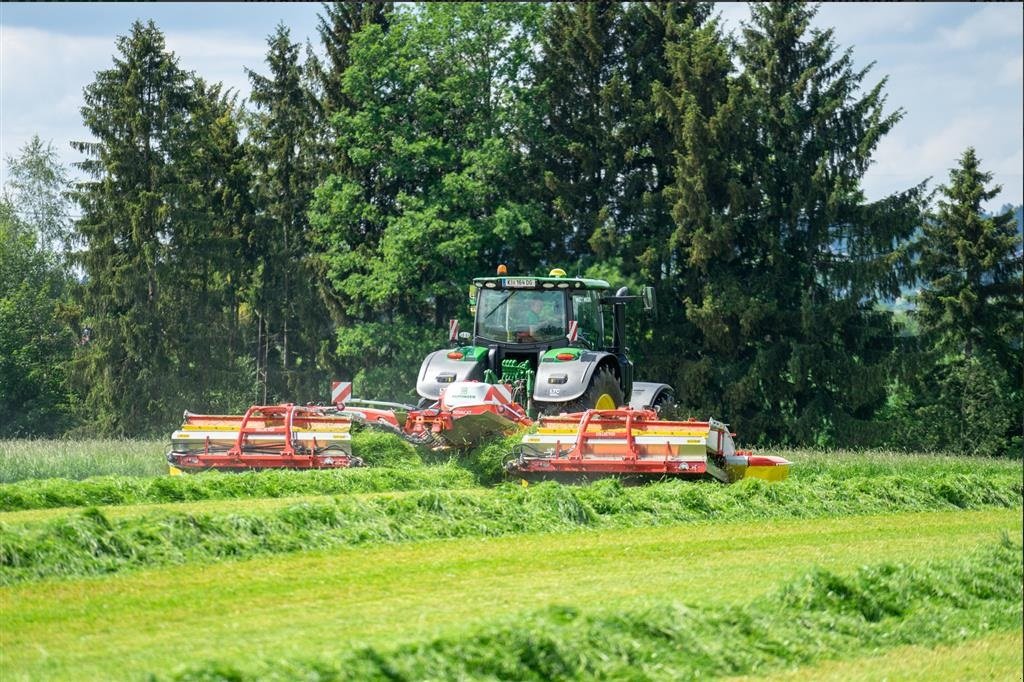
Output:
[[916, 147, 1023, 372], [664, 3, 925, 444], [246, 24, 328, 402], [310, 1, 392, 123], [73, 21, 254, 434], [885, 151, 1022, 458], [533, 1, 625, 260]]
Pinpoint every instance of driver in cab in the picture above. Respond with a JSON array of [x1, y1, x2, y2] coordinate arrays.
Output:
[[510, 292, 549, 341]]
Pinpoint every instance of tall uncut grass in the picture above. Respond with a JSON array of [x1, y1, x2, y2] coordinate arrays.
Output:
[[0, 431, 424, 485], [1, 472, 1019, 584], [783, 447, 1024, 481], [0, 439, 168, 483], [171, 538, 1023, 681]]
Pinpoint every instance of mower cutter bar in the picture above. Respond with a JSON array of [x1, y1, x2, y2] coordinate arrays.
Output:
[[509, 407, 790, 483], [167, 404, 359, 472]]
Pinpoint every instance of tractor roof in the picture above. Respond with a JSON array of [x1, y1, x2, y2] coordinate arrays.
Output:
[[473, 275, 611, 291]]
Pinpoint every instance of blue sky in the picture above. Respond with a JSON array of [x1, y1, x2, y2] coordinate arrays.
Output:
[[1, 2, 1021, 210]]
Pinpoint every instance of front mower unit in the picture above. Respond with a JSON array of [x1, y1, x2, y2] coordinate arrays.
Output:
[[509, 408, 790, 484]]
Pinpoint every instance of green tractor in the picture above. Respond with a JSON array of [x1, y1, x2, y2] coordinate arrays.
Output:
[[415, 267, 674, 416]]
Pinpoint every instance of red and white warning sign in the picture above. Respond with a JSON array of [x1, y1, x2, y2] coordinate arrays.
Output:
[[331, 381, 352, 405], [567, 320, 578, 343], [448, 318, 460, 342]]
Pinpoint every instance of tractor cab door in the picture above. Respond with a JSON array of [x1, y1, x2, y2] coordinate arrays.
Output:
[[570, 290, 604, 349]]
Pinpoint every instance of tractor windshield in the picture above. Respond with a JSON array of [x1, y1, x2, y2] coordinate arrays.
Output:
[[476, 289, 567, 343]]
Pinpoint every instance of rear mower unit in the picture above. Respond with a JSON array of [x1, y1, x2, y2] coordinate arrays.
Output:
[[168, 404, 357, 473], [509, 408, 790, 484]]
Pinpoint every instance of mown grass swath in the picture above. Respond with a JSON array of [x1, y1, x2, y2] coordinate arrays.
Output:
[[3, 439, 1020, 512], [0, 431, 468, 512], [2, 472, 1019, 584], [0, 464, 476, 513], [169, 538, 1023, 681]]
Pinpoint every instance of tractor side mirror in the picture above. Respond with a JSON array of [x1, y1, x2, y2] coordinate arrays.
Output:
[[642, 286, 656, 312]]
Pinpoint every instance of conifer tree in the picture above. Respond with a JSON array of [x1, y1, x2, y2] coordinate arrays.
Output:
[[916, 147, 1023, 373], [664, 3, 924, 443], [310, 1, 392, 124], [246, 24, 327, 401], [533, 1, 625, 260], [884, 150, 1022, 457], [73, 21, 254, 434]]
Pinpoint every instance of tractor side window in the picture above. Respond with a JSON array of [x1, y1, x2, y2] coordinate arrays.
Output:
[[572, 292, 603, 348]]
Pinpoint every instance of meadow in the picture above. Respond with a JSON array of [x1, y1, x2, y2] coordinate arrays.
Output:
[[0, 436, 1021, 680]]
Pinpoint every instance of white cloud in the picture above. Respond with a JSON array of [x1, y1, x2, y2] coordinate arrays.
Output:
[[1, 24, 264, 187], [1001, 54, 1023, 86], [814, 2, 929, 44], [866, 110, 1023, 209], [164, 29, 264, 97], [938, 4, 1023, 49]]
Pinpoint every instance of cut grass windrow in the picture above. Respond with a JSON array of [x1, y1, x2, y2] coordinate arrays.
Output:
[[1, 471, 1019, 584], [2, 509, 1018, 681], [0, 463, 475, 513], [734, 631, 1023, 682], [170, 537, 1023, 681], [3, 444, 1021, 513]]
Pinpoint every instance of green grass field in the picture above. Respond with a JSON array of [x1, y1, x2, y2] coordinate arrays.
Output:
[[0, 439, 1020, 680]]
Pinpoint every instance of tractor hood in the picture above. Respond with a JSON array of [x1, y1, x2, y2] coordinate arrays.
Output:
[[416, 346, 487, 401]]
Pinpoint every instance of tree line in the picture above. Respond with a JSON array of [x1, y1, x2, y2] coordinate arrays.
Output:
[[1, 2, 1020, 456]]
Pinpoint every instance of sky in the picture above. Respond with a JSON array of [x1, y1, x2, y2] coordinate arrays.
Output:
[[1, 2, 1022, 211]]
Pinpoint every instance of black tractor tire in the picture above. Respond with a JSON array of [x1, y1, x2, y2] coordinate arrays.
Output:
[[652, 390, 677, 418], [542, 366, 624, 415]]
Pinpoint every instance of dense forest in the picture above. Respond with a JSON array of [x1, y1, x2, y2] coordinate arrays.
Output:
[[1, 2, 1021, 455]]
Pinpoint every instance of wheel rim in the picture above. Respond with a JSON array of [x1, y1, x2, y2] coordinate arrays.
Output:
[[595, 393, 616, 410]]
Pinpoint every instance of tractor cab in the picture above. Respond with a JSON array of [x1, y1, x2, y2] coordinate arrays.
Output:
[[472, 271, 605, 349], [415, 267, 672, 415]]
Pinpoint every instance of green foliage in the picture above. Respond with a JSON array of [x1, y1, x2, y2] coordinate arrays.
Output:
[[309, 1, 392, 138], [8, 5, 1003, 455], [309, 3, 549, 383], [663, 3, 925, 445], [881, 354, 1023, 458], [72, 21, 258, 436], [881, 150, 1024, 457], [245, 24, 330, 402], [2, 468, 1019, 583], [3, 135, 75, 259], [172, 539, 1022, 681], [0, 201, 77, 436], [914, 148, 1023, 372]]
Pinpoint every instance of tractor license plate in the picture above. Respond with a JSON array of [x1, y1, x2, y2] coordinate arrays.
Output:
[[503, 278, 536, 288]]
